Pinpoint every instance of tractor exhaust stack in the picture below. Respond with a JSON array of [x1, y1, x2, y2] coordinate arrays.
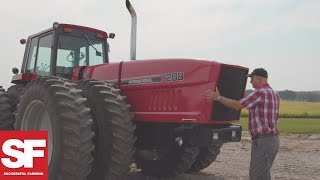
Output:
[[126, 0, 137, 60]]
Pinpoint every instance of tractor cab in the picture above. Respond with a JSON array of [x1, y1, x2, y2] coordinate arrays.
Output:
[[18, 23, 110, 80]]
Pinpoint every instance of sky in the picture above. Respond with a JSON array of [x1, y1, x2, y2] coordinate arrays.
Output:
[[0, 0, 319, 91]]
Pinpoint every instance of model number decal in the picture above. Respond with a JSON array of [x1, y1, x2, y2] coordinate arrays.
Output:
[[119, 72, 185, 85], [163, 72, 184, 82]]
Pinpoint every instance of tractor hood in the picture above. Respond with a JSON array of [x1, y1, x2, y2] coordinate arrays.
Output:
[[80, 58, 248, 124]]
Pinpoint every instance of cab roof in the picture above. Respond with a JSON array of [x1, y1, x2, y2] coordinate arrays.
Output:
[[29, 23, 108, 39]]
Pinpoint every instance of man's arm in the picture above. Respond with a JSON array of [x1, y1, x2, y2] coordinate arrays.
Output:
[[218, 96, 244, 110], [205, 89, 244, 110]]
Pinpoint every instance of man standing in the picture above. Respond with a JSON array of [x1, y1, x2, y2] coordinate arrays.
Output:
[[206, 68, 280, 180]]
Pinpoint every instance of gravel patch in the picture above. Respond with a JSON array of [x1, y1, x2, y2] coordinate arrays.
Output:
[[129, 132, 320, 180]]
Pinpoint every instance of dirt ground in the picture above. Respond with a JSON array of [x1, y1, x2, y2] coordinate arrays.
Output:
[[129, 132, 320, 180]]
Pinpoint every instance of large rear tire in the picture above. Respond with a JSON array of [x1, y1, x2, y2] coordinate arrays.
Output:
[[0, 84, 26, 130], [0, 92, 15, 130], [15, 77, 95, 180], [77, 80, 136, 180], [187, 143, 222, 173], [136, 146, 199, 177], [7, 84, 26, 104]]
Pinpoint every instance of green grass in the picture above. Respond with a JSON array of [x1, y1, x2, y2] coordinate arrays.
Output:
[[241, 101, 320, 118], [237, 117, 320, 133]]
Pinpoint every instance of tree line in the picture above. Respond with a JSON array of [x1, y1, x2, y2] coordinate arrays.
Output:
[[245, 90, 320, 102]]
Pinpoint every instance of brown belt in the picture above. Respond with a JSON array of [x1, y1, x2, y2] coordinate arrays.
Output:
[[251, 132, 277, 141]]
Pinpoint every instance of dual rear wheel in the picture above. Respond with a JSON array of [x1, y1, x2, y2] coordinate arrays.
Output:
[[14, 77, 95, 180], [0, 78, 136, 180], [0, 85, 25, 130], [77, 80, 136, 180]]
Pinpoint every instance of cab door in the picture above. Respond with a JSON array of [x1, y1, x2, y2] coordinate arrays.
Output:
[[24, 33, 54, 76]]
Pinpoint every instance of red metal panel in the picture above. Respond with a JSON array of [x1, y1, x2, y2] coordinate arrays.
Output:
[[85, 63, 121, 81], [120, 59, 220, 124], [70, 66, 84, 82], [11, 73, 38, 83]]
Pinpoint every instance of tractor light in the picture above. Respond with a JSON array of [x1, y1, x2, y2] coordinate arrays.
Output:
[[63, 28, 73, 33], [108, 33, 115, 39], [232, 131, 237, 138], [213, 133, 219, 140], [96, 33, 107, 39], [175, 137, 183, 147], [53, 22, 60, 29], [20, 39, 26, 44]]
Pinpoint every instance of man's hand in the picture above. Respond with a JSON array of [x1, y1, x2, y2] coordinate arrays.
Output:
[[206, 87, 244, 110], [205, 87, 220, 101]]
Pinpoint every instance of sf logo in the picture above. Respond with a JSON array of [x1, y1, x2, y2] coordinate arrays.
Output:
[[1, 139, 46, 168]]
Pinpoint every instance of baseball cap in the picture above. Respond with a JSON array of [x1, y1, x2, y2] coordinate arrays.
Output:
[[246, 68, 268, 78]]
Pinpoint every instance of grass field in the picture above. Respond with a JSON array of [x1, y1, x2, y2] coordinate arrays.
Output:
[[279, 101, 320, 117], [237, 117, 320, 133], [241, 101, 320, 118]]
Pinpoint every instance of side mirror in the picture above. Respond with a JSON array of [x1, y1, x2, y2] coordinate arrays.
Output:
[[20, 39, 26, 44], [12, 67, 19, 75], [109, 33, 115, 39]]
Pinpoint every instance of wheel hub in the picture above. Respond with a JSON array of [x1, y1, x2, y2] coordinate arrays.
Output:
[[21, 100, 53, 166]]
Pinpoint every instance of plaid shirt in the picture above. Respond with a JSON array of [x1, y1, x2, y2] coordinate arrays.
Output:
[[240, 83, 280, 138]]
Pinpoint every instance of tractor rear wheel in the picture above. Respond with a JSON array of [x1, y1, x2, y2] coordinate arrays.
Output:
[[15, 77, 95, 180], [0, 92, 15, 130], [0, 84, 26, 130], [136, 146, 199, 177], [7, 84, 26, 104], [77, 80, 136, 180], [187, 143, 222, 173]]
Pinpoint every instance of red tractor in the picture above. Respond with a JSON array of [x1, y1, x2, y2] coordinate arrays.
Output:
[[0, 1, 248, 179]]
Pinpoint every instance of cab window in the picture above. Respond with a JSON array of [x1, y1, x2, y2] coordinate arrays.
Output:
[[56, 34, 105, 77], [35, 34, 53, 76], [26, 34, 53, 76], [26, 38, 38, 72]]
